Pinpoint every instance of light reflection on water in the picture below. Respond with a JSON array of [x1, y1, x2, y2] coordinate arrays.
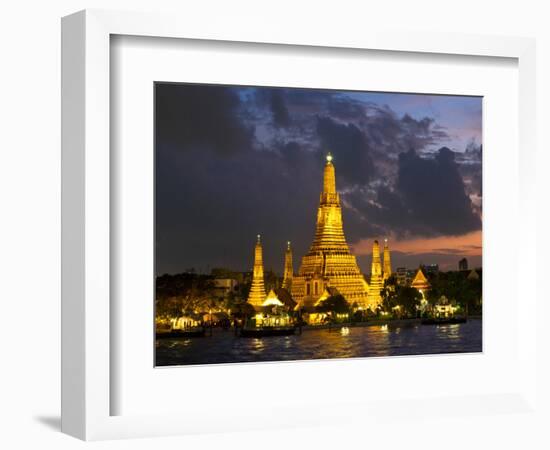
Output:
[[155, 319, 482, 366]]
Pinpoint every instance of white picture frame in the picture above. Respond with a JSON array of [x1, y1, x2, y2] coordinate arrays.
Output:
[[61, 9, 537, 441]]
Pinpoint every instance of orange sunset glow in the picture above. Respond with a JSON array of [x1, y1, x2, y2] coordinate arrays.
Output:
[[352, 231, 482, 267]]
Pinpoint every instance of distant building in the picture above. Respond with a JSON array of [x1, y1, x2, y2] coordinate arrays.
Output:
[[421, 263, 439, 276], [396, 267, 414, 286], [459, 258, 468, 271], [396, 267, 407, 286], [212, 278, 238, 297]]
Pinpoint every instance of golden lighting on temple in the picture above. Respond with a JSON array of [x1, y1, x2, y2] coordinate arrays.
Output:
[[244, 153, 392, 314], [282, 241, 293, 290], [291, 153, 378, 311], [247, 234, 266, 308], [367, 240, 383, 305]]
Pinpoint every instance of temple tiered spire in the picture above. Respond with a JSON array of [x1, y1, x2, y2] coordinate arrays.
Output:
[[291, 153, 372, 310], [282, 241, 293, 290], [367, 240, 383, 306], [247, 234, 266, 308], [383, 238, 392, 281]]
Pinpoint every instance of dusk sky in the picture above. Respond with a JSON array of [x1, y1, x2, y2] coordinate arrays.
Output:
[[155, 83, 482, 276]]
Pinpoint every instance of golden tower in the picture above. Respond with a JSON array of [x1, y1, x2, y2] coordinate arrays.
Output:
[[282, 241, 293, 290], [367, 240, 383, 306], [247, 234, 266, 308], [383, 238, 392, 281], [291, 154, 371, 309]]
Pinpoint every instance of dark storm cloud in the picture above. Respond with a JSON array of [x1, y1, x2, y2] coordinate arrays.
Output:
[[268, 90, 291, 128], [156, 131, 322, 274], [397, 147, 481, 235], [155, 83, 254, 155], [343, 147, 481, 240], [362, 107, 451, 157], [155, 83, 482, 274], [327, 96, 366, 121], [316, 116, 375, 186]]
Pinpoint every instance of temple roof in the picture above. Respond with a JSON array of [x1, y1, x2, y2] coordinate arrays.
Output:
[[467, 269, 480, 280], [274, 287, 297, 309], [262, 289, 284, 307], [411, 268, 430, 289]]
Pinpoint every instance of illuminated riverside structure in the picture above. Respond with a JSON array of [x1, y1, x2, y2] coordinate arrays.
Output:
[[367, 240, 383, 306], [282, 241, 293, 290], [383, 238, 392, 281], [291, 154, 373, 310], [411, 268, 430, 303], [247, 235, 266, 308]]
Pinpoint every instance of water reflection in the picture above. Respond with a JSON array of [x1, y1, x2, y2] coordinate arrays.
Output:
[[156, 319, 482, 366]]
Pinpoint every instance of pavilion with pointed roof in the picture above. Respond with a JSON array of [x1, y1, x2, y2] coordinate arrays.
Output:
[[411, 268, 430, 291]]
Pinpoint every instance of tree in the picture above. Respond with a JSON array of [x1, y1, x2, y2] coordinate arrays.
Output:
[[425, 270, 482, 315], [316, 295, 350, 315], [396, 286, 422, 317], [230, 301, 256, 320]]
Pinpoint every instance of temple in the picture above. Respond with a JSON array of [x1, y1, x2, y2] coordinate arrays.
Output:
[[247, 234, 266, 308], [411, 268, 430, 298], [282, 241, 293, 290], [291, 154, 372, 310], [383, 238, 392, 281], [367, 240, 383, 306]]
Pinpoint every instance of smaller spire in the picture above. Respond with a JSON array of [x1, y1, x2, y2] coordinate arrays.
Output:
[[326, 152, 333, 163], [257, 234, 261, 244], [287, 241, 291, 250]]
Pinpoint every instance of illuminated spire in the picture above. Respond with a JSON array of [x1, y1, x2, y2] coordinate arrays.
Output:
[[322, 152, 337, 197], [292, 155, 371, 311], [282, 241, 293, 290], [383, 238, 392, 280], [371, 240, 382, 277], [247, 234, 266, 308], [367, 240, 383, 305]]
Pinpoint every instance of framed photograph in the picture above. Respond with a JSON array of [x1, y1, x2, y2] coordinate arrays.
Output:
[[62, 9, 537, 441], [153, 82, 483, 368]]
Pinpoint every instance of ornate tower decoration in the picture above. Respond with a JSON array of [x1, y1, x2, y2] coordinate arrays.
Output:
[[282, 241, 293, 290], [291, 153, 371, 309], [383, 238, 392, 281], [367, 240, 383, 306], [247, 234, 266, 308]]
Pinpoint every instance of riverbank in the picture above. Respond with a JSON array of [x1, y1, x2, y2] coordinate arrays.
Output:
[[300, 317, 422, 331], [301, 316, 481, 332]]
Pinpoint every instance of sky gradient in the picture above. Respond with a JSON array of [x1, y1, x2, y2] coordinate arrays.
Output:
[[155, 83, 482, 275]]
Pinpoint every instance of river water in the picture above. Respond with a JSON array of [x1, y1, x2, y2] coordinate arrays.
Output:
[[155, 319, 482, 366]]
